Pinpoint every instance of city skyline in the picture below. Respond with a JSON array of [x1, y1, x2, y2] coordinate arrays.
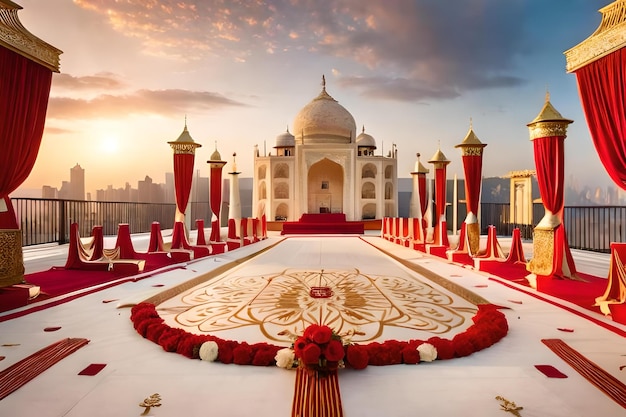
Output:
[[14, 0, 617, 195], [14, 162, 625, 209]]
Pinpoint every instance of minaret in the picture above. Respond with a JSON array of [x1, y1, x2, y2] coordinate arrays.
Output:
[[207, 143, 227, 254], [409, 153, 429, 247], [428, 145, 451, 253], [226, 153, 242, 250], [526, 92, 577, 283]]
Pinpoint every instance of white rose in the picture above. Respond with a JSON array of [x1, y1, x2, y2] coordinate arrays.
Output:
[[199, 341, 219, 362], [275, 348, 295, 369], [417, 343, 437, 362]]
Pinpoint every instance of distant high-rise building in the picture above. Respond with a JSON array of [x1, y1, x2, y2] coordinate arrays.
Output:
[[41, 185, 58, 199], [165, 172, 175, 203], [138, 176, 153, 203], [58, 181, 71, 200], [70, 163, 85, 200]]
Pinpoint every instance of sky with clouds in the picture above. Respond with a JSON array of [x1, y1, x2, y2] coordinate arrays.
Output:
[[15, 0, 615, 196]]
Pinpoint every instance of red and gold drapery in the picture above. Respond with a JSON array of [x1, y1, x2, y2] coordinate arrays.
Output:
[[0, 47, 53, 229], [168, 124, 201, 228], [462, 154, 483, 220], [575, 41, 626, 190], [567, 1, 626, 307], [173, 152, 195, 217], [433, 165, 449, 247], [526, 94, 577, 280]]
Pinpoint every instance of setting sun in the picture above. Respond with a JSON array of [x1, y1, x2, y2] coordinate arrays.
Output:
[[100, 135, 119, 154]]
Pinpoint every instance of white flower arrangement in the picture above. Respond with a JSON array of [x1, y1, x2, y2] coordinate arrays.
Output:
[[275, 347, 296, 369], [417, 342, 437, 362], [199, 341, 219, 362]]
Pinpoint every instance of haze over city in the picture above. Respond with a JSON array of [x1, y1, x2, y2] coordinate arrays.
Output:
[[14, 0, 617, 199]]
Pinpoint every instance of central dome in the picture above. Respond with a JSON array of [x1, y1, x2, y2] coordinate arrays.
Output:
[[293, 80, 356, 144]]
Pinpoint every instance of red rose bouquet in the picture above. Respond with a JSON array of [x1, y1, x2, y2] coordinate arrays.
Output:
[[292, 324, 345, 375]]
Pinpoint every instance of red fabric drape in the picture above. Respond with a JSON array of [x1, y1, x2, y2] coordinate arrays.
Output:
[[435, 167, 446, 222], [575, 47, 626, 190], [533, 136, 565, 216], [0, 47, 53, 229], [418, 174, 427, 218], [461, 154, 483, 217], [434, 166, 449, 247], [209, 165, 223, 242], [173, 153, 195, 215]]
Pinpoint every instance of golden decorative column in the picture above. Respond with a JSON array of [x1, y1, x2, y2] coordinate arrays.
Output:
[[454, 123, 487, 256], [526, 94, 577, 282]]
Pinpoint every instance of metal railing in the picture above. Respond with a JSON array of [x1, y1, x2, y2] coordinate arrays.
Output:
[[480, 203, 626, 253], [10, 198, 626, 253], [11, 198, 211, 246]]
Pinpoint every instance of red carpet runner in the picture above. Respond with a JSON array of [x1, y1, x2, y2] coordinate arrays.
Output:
[[542, 339, 626, 409], [291, 367, 343, 417], [0, 338, 90, 400]]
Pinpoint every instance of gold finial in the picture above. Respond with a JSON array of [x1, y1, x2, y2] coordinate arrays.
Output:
[[545, 87, 550, 103], [139, 393, 162, 415], [417, 153, 420, 158], [362, 125, 365, 133], [184, 115, 188, 130], [495, 396, 523, 417], [469, 117, 473, 129], [322, 74, 326, 90]]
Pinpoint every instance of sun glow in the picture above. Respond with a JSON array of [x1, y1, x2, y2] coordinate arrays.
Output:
[[100, 135, 120, 154]]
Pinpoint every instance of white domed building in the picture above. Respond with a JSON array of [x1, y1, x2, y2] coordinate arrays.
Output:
[[253, 78, 398, 222]]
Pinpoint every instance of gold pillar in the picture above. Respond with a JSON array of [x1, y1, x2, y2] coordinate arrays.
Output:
[[0, 230, 24, 287]]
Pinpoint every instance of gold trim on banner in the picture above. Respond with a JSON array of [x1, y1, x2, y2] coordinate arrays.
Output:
[[0, 1, 62, 71], [527, 227, 555, 276], [565, 0, 626, 73], [0, 229, 24, 287], [528, 121, 570, 140]]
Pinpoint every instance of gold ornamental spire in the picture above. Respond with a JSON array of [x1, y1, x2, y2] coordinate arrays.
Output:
[[168, 119, 202, 154], [565, 0, 626, 72], [527, 93, 573, 140], [428, 143, 451, 167], [455, 119, 487, 155], [411, 153, 429, 175]]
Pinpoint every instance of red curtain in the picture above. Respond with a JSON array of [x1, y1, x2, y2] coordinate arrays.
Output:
[[418, 174, 427, 218], [461, 154, 483, 217], [173, 153, 195, 215], [0, 47, 53, 229], [435, 167, 446, 222], [575, 47, 626, 190], [533, 137, 565, 217]]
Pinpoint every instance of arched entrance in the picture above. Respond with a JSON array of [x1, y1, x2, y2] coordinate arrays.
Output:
[[307, 158, 343, 214]]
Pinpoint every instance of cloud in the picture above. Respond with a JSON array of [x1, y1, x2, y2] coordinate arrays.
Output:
[[74, 0, 531, 102], [47, 88, 248, 119], [43, 126, 74, 135], [52, 72, 127, 91]]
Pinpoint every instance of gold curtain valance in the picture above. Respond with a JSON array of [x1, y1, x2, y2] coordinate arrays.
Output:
[[565, 0, 626, 73], [0, 0, 62, 72]]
